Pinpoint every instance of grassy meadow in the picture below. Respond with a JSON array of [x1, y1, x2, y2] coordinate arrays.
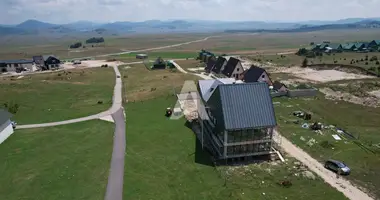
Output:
[[123, 97, 348, 200], [0, 68, 114, 124], [0, 120, 114, 200]]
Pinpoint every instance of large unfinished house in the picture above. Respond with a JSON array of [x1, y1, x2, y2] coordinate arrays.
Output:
[[196, 82, 277, 162]]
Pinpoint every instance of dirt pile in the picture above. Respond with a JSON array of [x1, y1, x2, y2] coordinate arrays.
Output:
[[320, 88, 380, 107]]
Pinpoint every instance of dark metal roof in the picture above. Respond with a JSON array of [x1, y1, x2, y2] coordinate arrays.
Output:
[[205, 59, 216, 71], [42, 55, 55, 61], [0, 59, 33, 64], [212, 57, 226, 74], [0, 109, 12, 125], [207, 82, 277, 130], [221, 57, 240, 77], [243, 66, 266, 83], [273, 81, 286, 90]]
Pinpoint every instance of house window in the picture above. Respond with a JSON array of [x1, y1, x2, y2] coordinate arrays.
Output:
[[261, 74, 265, 78], [237, 68, 239, 71]]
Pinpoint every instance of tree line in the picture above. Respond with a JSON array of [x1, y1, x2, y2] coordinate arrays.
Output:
[[86, 37, 104, 44]]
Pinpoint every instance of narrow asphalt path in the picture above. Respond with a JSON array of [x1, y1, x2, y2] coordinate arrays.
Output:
[[105, 108, 126, 200], [16, 64, 123, 129], [173, 61, 374, 200]]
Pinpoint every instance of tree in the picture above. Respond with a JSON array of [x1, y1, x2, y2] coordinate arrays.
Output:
[[70, 42, 82, 49], [370, 56, 378, 61], [310, 42, 315, 45], [376, 61, 380, 65], [302, 58, 308, 68], [296, 48, 308, 56], [86, 37, 105, 44]]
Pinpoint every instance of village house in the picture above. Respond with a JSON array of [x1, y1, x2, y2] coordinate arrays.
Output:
[[369, 40, 380, 48], [211, 57, 228, 74], [0, 59, 35, 73], [196, 82, 277, 162], [221, 57, 244, 79], [33, 55, 61, 70], [273, 81, 288, 92], [136, 54, 148, 59], [152, 57, 166, 69], [205, 59, 216, 73], [0, 109, 14, 144], [240, 66, 273, 86]]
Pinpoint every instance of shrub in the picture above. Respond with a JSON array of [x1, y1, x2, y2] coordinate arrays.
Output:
[[3, 102, 20, 114], [301, 58, 308, 68], [334, 60, 338, 64], [344, 58, 346, 60], [361, 58, 364, 61], [376, 61, 380, 65], [370, 56, 378, 61], [1, 68, 7, 73], [365, 62, 369, 65]]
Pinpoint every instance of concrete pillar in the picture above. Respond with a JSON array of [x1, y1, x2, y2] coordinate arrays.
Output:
[[223, 130, 228, 158]]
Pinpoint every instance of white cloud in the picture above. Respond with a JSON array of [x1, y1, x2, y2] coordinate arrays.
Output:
[[1, 0, 380, 24]]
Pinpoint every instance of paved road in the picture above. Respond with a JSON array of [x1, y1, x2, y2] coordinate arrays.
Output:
[[16, 64, 123, 129], [173, 61, 373, 200], [105, 108, 126, 200]]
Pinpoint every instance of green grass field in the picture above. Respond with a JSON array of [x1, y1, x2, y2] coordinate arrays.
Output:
[[120, 64, 199, 101], [0, 68, 114, 124], [0, 120, 114, 200], [123, 97, 348, 200], [273, 94, 380, 198]]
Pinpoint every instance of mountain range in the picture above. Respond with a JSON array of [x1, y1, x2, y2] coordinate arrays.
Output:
[[1, 18, 380, 36]]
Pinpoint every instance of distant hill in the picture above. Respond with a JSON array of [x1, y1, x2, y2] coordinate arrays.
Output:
[[224, 20, 380, 33], [1, 18, 380, 36], [16, 19, 56, 29]]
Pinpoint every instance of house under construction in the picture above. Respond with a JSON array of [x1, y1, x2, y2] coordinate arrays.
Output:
[[194, 81, 278, 163]]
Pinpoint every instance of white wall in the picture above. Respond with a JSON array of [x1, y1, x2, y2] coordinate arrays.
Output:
[[0, 120, 14, 144], [231, 62, 244, 79]]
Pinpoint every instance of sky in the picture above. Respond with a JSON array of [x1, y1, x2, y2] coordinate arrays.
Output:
[[1, 0, 380, 24]]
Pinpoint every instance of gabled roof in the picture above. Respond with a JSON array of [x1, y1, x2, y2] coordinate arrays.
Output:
[[319, 43, 329, 49], [328, 43, 342, 50], [342, 43, 355, 49], [273, 81, 287, 90], [42, 55, 55, 61], [354, 43, 365, 48], [221, 57, 240, 77], [212, 57, 227, 74], [369, 40, 380, 46], [205, 59, 216, 71], [207, 83, 277, 130], [242, 66, 266, 83], [198, 78, 239, 102], [0, 109, 12, 125]]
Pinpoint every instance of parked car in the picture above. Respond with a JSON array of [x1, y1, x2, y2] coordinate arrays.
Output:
[[117, 75, 120, 78], [324, 159, 350, 175]]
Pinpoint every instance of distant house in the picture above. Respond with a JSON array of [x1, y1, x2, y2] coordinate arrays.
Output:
[[319, 43, 329, 51], [198, 78, 243, 102], [0, 109, 13, 144], [196, 82, 277, 161], [354, 43, 365, 51], [211, 57, 228, 74], [33, 55, 61, 70], [205, 59, 216, 73], [136, 54, 148, 59], [273, 81, 288, 92], [152, 57, 166, 69], [368, 40, 380, 48], [326, 43, 343, 52], [241, 66, 272, 86], [342, 43, 356, 51], [0, 59, 34, 73], [221, 57, 244, 79]]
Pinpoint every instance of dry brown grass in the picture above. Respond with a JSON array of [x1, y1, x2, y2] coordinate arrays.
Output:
[[174, 59, 202, 70], [120, 64, 199, 101]]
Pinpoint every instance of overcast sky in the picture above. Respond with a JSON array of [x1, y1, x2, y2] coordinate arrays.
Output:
[[1, 0, 380, 24]]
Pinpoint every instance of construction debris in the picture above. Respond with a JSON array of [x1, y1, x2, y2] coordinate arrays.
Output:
[[332, 134, 342, 141]]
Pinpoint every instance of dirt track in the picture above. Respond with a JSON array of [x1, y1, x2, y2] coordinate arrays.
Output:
[[275, 130, 374, 200]]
